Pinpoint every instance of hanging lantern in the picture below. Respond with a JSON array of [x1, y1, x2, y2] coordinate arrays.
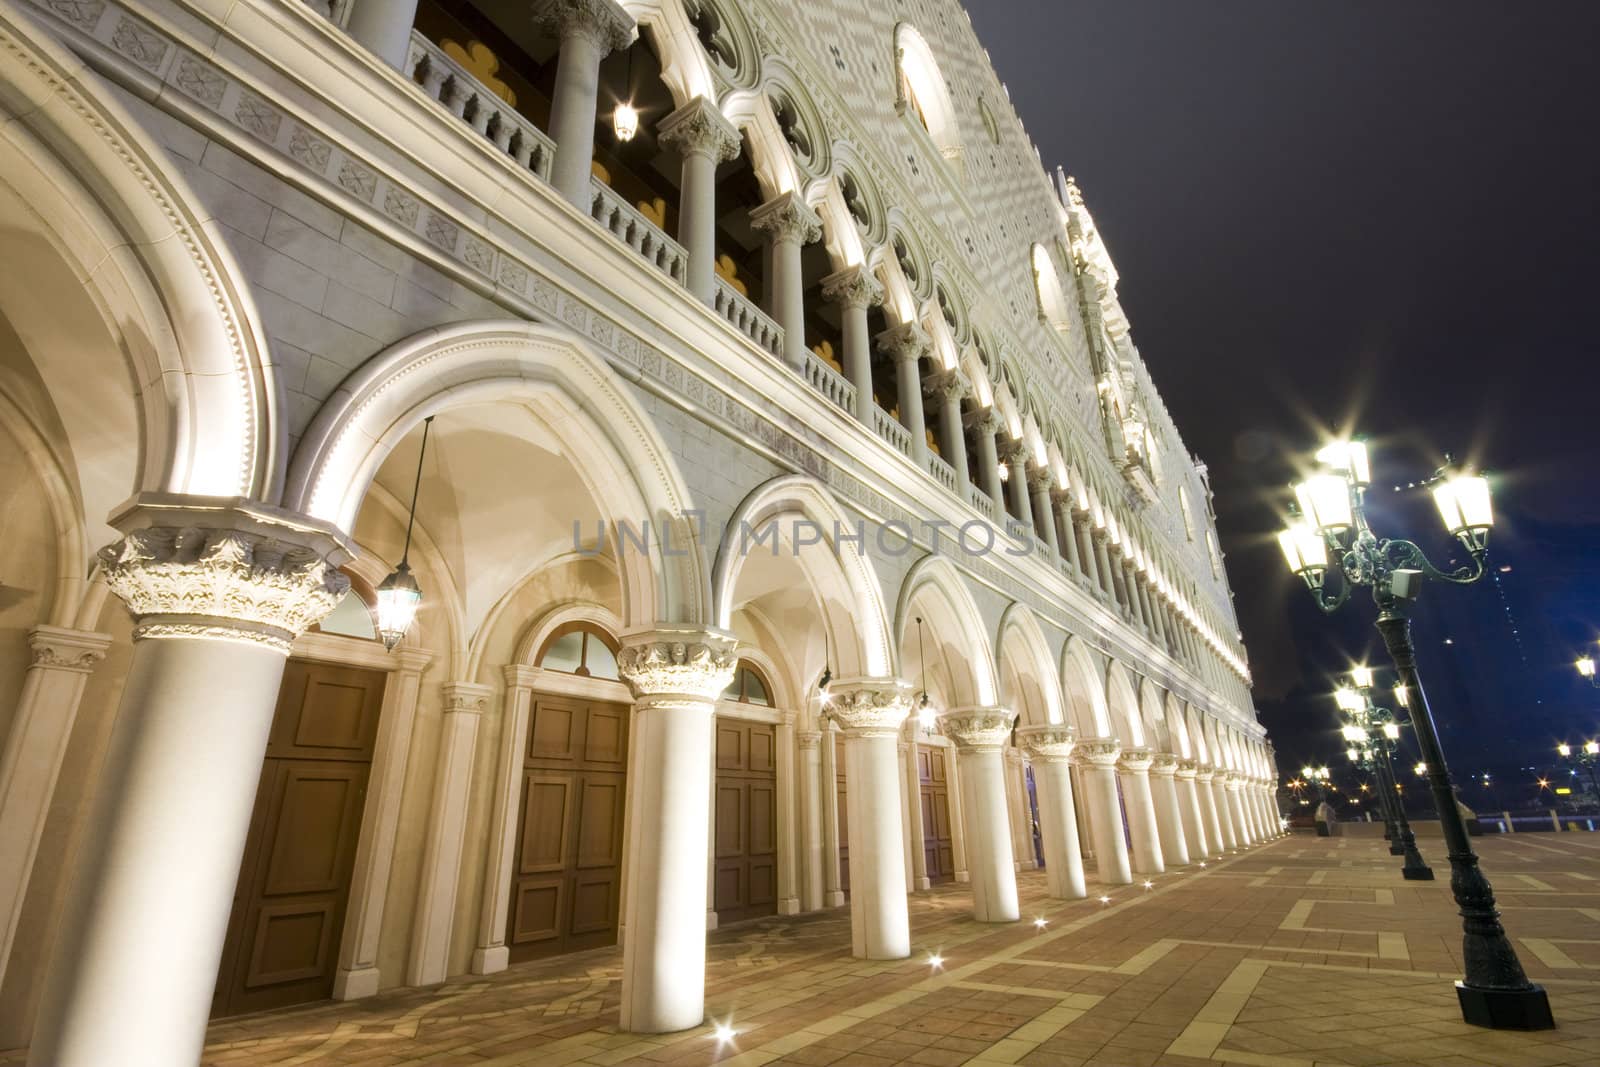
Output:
[[613, 102, 639, 142], [376, 416, 433, 651]]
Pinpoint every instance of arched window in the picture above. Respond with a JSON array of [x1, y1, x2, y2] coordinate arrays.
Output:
[[1205, 531, 1222, 579], [536, 622, 621, 680], [895, 24, 964, 170], [1032, 243, 1071, 332], [313, 571, 379, 640], [722, 661, 772, 706], [1178, 485, 1196, 541]]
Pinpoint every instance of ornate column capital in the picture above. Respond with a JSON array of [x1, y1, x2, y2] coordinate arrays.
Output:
[[996, 435, 1028, 466], [98, 501, 351, 653], [657, 96, 740, 163], [616, 627, 738, 707], [28, 625, 112, 673], [1193, 763, 1216, 782], [874, 321, 930, 364], [1148, 752, 1179, 777], [531, 0, 636, 53], [1175, 758, 1200, 779], [1071, 737, 1122, 767], [939, 707, 1016, 751], [1026, 464, 1054, 494], [749, 191, 822, 246], [825, 677, 913, 737], [964, 407, 1003, 436], [1117, 746, 1154, 773], [1223, 772, 1244, 790], [1016, 724, 1076, 763], [443, 682, 493, 715], [798, 730, 822, 751], [923, 368, 971, 404], [820, 264, 884, 310]]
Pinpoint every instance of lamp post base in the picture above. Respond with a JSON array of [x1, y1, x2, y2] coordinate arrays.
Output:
[[1401, 864, 1434, 881], [1455, 981, 1554, 1031], [1388, 840, 1405, 856]]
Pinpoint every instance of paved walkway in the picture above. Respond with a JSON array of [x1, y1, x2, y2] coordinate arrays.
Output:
[[46, 834, 1600, 1066]]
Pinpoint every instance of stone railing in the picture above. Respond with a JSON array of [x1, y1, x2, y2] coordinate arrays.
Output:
[[966, 484, 996, 521], [872, 406, 913, 458], [405, 34, 553, 182], [927, 452, 957, 493], [589, 179, 688, 285], [804, 352, 857, 413], [712, 279, 783, 357]]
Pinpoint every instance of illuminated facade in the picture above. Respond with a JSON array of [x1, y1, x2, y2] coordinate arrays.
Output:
[[0, 0, 1276, 1061]]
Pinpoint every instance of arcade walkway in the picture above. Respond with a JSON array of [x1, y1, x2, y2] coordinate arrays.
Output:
[[39, 835, 1600, 1067]]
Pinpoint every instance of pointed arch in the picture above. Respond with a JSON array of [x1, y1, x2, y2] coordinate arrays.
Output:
[[1164, 692, 1192, 760], [1104, 660, 1143, 748], [1138, 678, 1169, 753], [1060, 636, 1110, 737], [994, 604, 1063, 726], [894, 554, 997, 708]]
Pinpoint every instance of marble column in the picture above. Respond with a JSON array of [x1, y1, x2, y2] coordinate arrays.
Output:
[[0, 626, 110, 988], [1004, 746, 1034, 870], [29, 512, 347, 1067], [876, 323, 932, 464], [820, 266, 884, 426], [614, 629, 738, 1033], [940, 708, 1020, 923], [1092, 529, 1117, 606], [828, 679, 914, 958], [1073, 509, 1099, 587], [970, 410, 1005, 511], [1122, 561, 1145, 629], [897, 740, 915, 892], [927, 369, 972, 495], [1209, 767, 1238, 851], [797, 731, 825, 910], [820, 727, 845, 907], [1116, 747, 1164, 875], [999, 439, 1032, 535], [1225, 774, 1252, 846], [1018, 726, 1086, 900], [1195, 764, 1226, 854], [750, 192, 823, 371], [1054, 495, 1082, 574], [347, 0, 424, 70], [1147, 754, 1190, 866], [1175, 759, 1211, 859], [902, 738, 930, 890], [534, 0, 636, 208], [658, 97, 741, 303], [1072, 739, 1131, 886], [776, 715, 800, 915], [1028, 467, 1059, 556]]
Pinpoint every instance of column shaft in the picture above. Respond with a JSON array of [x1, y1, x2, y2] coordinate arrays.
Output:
[[1149, 759, 1190, 866], [1031, 484, 1059, 556], [1210, 775, 1238, 850], [820, 730, 844, 907], [1018, 727, 1086, 901], [548, 30, 605, 206], [1075, 745, 1132, 885], [976, 424, 1004, 509], [1005, 459, 1032, 533], [843, 735, 911, 955], [954, 746, 1020, 921], [798, 733, 825, 910], [896, 354, 928, 461], [1176, 766, 1211, 859], [347, 0, 422, 71], [938, 391, 971, 495], [1118, 756, 1165, 875]]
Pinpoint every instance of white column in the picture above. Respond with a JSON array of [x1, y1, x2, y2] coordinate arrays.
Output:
[[1209, 769, 1238, 851], [750, 192, 823, 370], [1148, 754, 1190, 866], [821, 266, 885, 426], [972, 411, 1005, 510], [1029, 468, 1059, 556], [903, 737, 930, 890], [1117, 748, 1164, 876], [1091, 529, 1117, 603], [337, 647, 432, 996], [819, 726, 845, 907], [534, 0, 636, 208], [0, 626, 110, 988], [941, 709, 1020, 923], [29, 514, 347, 1067], [877, 322, 932, 464], [829, 680, 913, 958], [1175, 760, 1211, 860], [1055, 498, 1083, 576], [1225, 774, 1252, 846], [797, 731, 825, 911], [1004, 746, 1033, 871], [897, 740, 915, 893], [615, 629, 737, 1033], [1001, 442, 1033, 535], [1071, 740, 1131, 886], [346, 0, 422, 71], [946, 748, 971, 883], [1195, 765, 1226, 854], [929, 370, 972, 495], [776, 715, 800, 915], [471, 665, 536, 975], [704, 714, 718, 930], [658, 97, 741, 303], [1018, 726, 1086, 900], [408, 682, 490, 985]]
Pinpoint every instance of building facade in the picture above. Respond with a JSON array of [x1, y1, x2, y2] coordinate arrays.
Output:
[[0, 0, 1278, 1062]]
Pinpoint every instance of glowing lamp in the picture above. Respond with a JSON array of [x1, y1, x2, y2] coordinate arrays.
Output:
[[1587, 741, 1600, 757], [1415, 762, 1428, 777], [1294, 473, 1354, 536], [917, 694, 938, 731], [1347, 746, 1359, 761], [1341, 724, 1366, 743], [1432, 471, 1492, 548], [1557, 742, 1572, 757], [375, 562, 422, 651], [1334, 687, 1363, 713], [1382, 722, 1400, 740], [1277, 519, 1329, 582], [1350, 665, 1375, 690], [1315, 440, 1371, 488], [1393, 684, 1410, 708], [613, 102, 639, 141], [1578, 656, 1597, 679]]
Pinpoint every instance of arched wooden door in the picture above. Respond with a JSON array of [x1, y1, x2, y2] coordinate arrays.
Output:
[[712, 718, 778, 923]]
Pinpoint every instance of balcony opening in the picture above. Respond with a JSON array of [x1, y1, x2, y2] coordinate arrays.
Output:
[[865, 303, 896, 415], [712, 147, 766, 309], [800, 239, 843, 378], [414, 0, 559, 130], [591, 34, 681, 227]]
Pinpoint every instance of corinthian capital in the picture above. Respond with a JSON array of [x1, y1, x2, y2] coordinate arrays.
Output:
[[1026, 464, 1054, 493], [616, 627, 738, 706], [657, 96, 741, 163], [1148, 752, 1179, 776], [923, 368, 971, 403], [98, 512, 350, 652], [964, 406, 1003, 436], [874, 321, 930, 364], [1116, 746, 1154, 773], [825, 677, 912, 737], [1016, 723, 1076, 762], [1175, 758, 1200, 779], [1071, 737, 1121, 767], [532, 0, 637, 54], [749, 191, 822, 245], [820, 265, 884, 310], [996, 435, 1028, 466], [939, 706, 1016, 751]]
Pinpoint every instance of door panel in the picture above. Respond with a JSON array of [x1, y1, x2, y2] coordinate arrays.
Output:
[[215, 660, 386, 1018], [836, 736, 850, 895], [713, 719, 778, 923], [919, 745, 955, 885]]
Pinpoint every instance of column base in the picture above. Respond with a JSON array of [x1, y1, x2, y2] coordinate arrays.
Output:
[[778, 897, 801, 915], [706, 910, 718, 930], [914, 876, 931, 891], [1455, 981, 1555, 1030], [468, 946, 509, 975], [824, 890, 846, 907], [333, 966, 381, 1000], [954, 871, 971, 884]]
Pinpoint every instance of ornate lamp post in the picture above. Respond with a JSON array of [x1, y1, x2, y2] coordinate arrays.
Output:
[[1299, 763, 1331, 803], [1277, 439, 1552, 1030], [1336, 673, 1431, 879], [1555, 740, 1600, 795]]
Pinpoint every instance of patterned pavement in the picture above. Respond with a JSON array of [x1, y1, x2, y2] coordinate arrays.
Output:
[[53, 833, 1600, 1066]]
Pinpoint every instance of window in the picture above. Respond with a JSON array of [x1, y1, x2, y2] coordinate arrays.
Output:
[[1205, 531, 1222, 579], [536, 623, 620, 680], [1031, 244, 1071, 332], [722, 662, 772, 706], [1179, 485, 1196, 541], [315, 588, 379, 640], [894, 24, 964, 170]]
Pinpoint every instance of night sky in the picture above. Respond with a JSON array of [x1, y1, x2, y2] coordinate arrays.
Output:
[[967, 1, 1600, 786]]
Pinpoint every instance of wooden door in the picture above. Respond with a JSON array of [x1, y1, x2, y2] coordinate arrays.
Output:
[[712, 719, 777, 923], [214, 660, 386, 1017], [507, 695, 629, 962], [835, 736, 849, 895], [918, 745, 955, 884]]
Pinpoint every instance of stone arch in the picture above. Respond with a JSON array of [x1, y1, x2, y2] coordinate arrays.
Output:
[[624, 0, 720, 107], [1164, 692, 1192, 760], [0, 8, 277, 506], [759, 58, 831, 180], [994, 604, 1063, 726], [894, 22, 964, 171], [0, 390, 86, 629], [285, 320, 709, 630], [1138, 678, 1170, 753], [894, 554, 997, 709], [711, 473, 893, 681], [1186, 705, 1211, 764], [1031, 243, 1072, 333], [1104, 660, 1143, 748], [827, 140, 887, 248], [511, 599, 625, 669], [1060, 636, 1110, 737]]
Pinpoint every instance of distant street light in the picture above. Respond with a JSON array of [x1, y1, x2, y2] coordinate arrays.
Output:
[[1276, 437, 1551, 1030], [1336, 670, 1431, 880], [1577, 654, 1598, 688]]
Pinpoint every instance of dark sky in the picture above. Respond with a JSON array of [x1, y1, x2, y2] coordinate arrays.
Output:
[[967, 1, 1600, 780]]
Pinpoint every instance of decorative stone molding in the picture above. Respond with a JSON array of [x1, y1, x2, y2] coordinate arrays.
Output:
[[1175, 758, 1200, 779], [1117, 747, 1154, 773], [825, 677, 912, 737], [923, 368, 970, 403], [874, 321, 930, 364], [749, 191, 821, 245], [939, 706, 1015, 751], [965, 408, 1003, 436], [98, 510, 349, 652], [1071, 737, 1121, 767], [820, 264, 884, 310], [1016, 724, 1076, 762], [1148, 752, 1179, 777], [657, 96, 740, 163], [616, 628, 739, 706], [1025, 464, 1054, 493], [531, 0, 635, 53], [442, 682, 493, 715], [1193, 763, 1216, 782], [797, 730, 821, 751], [28, 625, 112, 673], [1223, 773, 1244, 790], [996, 436, 1028, 466]]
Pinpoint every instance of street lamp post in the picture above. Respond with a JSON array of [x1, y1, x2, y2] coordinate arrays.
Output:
[[1338, 675, 1431, 879], [1555, 740, 1600, 796], [1277, 439, 1552, 1031]]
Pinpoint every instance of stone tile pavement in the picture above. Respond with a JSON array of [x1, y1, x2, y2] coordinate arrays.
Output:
[[17, 834, 1600, 1066]]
